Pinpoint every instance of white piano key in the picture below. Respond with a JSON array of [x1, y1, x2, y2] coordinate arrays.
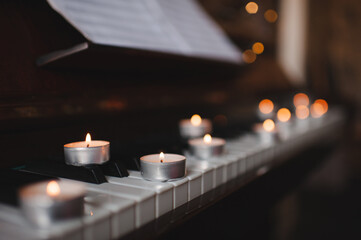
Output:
[[186, 160, 214, 194], [85, 182, 155, 228], [185, 170, 202, 201], [0, 204, 83, 240], [84, 191, 135, 239], [106, 176, 173, 218], [83, 204, 111, 240], [128, 171, 189, 208], [187, 159, 224, 188]]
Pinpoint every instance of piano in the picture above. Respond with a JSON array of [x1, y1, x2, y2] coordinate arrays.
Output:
[[0, 0, 346, 239]]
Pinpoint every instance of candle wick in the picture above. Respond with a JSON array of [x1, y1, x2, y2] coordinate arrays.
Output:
[[160, 159, 163, 163], [87, 144, 90, 147]]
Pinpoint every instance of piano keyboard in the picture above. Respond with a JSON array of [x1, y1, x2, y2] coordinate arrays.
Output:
[[0, 108, 345, 240]]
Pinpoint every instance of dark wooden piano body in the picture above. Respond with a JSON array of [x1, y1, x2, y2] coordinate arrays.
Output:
[[0, 1, 343, 239]]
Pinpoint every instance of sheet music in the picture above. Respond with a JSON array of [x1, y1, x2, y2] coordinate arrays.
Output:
[[47, 0, 241, 63]]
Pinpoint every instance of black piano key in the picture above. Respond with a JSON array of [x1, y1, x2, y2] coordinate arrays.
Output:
[[23, 161, 107, 184], [99, 159, 129, 177]]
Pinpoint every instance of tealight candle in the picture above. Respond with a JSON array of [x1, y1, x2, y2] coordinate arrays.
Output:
[[295, 105, 310, 130], [276, 108, 292, 140], [140, 152, 186, 182], [179, 114, 212, 139], [64, 133, 110, 166], [253, 119, 277, 144], [188, 134, 226, 159], [19, 180, 85, 228]]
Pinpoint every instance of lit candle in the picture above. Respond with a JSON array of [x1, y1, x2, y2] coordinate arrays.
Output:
[[253, 119, 276, 144], [179, 114, 212, 139], [188, 134, 226, 159], [19, 180, 85, 227], [295, 105, 310, 130], [310, 99, 328, 126], [64, 133, 110, 166], [257, 99, 275, 120], [276, 108, 292, 140], [140, 152, 186, 182]]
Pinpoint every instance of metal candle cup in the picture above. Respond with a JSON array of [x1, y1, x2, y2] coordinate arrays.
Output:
[[179, 115, 212, 139], [64, 140, 110, 166], [188, 136, 225, 159], [140, 153, 186, 182], [19, 180, 85, 228]]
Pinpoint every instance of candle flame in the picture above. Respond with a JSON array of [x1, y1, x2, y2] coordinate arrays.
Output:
[[293, 93, 309, 107], [90, 211, 93, 216], [296, 105, 310, 119], [203, 134, 212, 144], [159, 152, 164, 163], [263, 119, 275, 132], [85, 133, 91, 147], [277, 108, 291, 122], [46, 181, 60, 197], [190, 114, 202, 126], [259, 99, 274, 114]]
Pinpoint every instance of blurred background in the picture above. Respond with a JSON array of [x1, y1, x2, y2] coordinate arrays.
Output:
[[197, 0, 361, 239]]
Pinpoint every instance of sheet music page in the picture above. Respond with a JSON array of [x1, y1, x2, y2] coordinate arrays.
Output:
[[47, 0, 241, 63]]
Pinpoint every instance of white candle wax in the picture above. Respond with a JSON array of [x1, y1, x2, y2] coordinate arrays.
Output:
[[253, 122, 276, 144]]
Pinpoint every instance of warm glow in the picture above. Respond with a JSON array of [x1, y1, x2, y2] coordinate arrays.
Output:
[[264, 9, 278, 23], [277, 108, 291, 122], [46, 181, 60, 197], [90, 211, 93, 216], [310, 102, 324, 118], [159, 152, 165, 163], [245, 2, 258, 14], [190, 114, 202, 126], [252, 42, 264, 55], [296, 105, 309, 119], [203, 134, 212, 144], [293, 93, 310, 107], [85, 133, 91, 143], [263, 119, 275, 132], [315, 99, 328, 114], [242, 49, 257, 63], [259, 99, 274, 114]]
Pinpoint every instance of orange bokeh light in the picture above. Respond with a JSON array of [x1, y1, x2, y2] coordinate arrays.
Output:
[[242, 49, 257, 63], [315, 99, 328, 114], [310, 102, 324, 118], [277, 108, 291, 122], [245, 2, 258, 14], [263, 119, 275, 132], [264, 9, 278, 23], [296, 105, 309, 119], [259, 99, 274, 114], [293, 93, 310, 107], [252, 42, 264, 55]]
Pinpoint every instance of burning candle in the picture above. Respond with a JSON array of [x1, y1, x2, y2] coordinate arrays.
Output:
[[257, 99, 275, 120], [64, 133, 110, 166], [188, 134, 226, 159], [179, 114, 212, 139], [295, 105, 310, 130], [276, 108, 292, 140], [253, 119, 276, 144], [140, 152, 186, 182], [19, 180, 85, 227], [293, 93, 310, 107]]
